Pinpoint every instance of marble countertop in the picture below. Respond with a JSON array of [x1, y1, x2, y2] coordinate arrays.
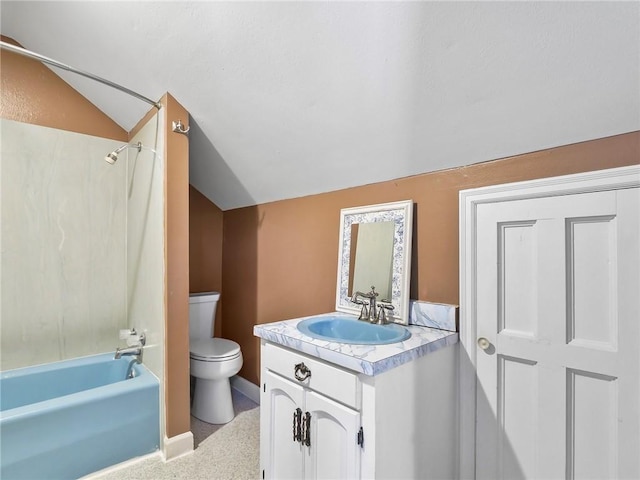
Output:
[[253, 312, 458, 376]]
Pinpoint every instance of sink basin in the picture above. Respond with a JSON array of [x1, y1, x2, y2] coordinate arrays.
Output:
[[297, 315, 411, 345]]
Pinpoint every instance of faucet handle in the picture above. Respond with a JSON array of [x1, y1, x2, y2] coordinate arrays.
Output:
[[376, 302, 395, 324], [119, 328, 137, 340], [119, 329, 146, 347]]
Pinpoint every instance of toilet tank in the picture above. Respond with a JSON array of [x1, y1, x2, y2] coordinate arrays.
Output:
[[189, 292, 221, 340]]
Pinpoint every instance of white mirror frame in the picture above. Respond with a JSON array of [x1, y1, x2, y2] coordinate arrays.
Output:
[[335, 200, 413, 325]]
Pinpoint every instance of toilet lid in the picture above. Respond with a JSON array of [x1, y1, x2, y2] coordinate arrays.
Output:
[[190, 338, 241, 361]]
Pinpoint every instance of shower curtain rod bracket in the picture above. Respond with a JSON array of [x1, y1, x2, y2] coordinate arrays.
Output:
[[172, 120, 190, 135]]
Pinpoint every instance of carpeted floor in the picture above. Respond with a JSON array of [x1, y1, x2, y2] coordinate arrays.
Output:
[[92, 390, 259, 480]]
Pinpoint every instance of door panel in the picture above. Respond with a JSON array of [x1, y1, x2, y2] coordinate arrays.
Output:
[[498, 355, 538, 479], [475, 188, 639, 479], [567, 369, 618, 479], [566, 215, 618, 350], [499, 220, 538, 337]]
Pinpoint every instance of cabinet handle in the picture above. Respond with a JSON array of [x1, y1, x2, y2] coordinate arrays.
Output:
[[302, 411, 311, 447], [292, 408, 302, 443], [294, 362, 312, 381]]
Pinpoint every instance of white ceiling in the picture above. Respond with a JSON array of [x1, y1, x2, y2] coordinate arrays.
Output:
[[2, 1, 638, 210]]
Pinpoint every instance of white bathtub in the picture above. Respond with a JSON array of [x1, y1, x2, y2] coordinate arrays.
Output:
[[0, 353, 159, 479]]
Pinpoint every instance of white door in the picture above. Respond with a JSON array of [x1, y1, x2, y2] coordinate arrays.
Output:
[[474, 188, 639, 479], [261, 371, 305, 480], [304, 390, 361, 480]]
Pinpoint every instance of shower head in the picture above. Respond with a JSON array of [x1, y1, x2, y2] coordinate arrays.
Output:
[[104, 141, 147, 164], [104, 151, 120, 164]]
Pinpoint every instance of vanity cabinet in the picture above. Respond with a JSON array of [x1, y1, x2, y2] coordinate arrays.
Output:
[[260, 342, 361, 479], [259, 338, 457, 480]]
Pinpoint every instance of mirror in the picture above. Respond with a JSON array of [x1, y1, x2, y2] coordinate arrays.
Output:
[[335, 200, 413, 324]]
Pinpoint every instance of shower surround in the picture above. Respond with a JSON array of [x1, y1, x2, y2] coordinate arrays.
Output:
[[1, 119, 128, 370], [0, 115, 165, 384]]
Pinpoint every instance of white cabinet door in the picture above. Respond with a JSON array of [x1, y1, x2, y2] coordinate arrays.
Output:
[[262, 370, 305, 480], [475, 188, 639, 479], [262, 369, 362, 480], [304, 390, 361, 480]]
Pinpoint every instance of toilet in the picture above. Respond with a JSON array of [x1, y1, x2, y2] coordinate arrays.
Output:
[[189, 292, 243, 424]]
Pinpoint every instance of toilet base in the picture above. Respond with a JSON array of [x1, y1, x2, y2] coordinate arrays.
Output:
[[191, 377, 235, 424]]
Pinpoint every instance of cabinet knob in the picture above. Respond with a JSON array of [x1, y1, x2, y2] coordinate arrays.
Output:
[[294, 362, 312, 381]]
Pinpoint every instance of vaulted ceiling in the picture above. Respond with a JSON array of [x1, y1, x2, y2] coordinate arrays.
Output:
[[2, 1, 638, 210]]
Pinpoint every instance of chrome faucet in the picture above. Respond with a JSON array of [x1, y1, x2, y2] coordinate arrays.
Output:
[[114, 331, 146, 364], [114, 344, 143, 359], [350, 287, 396, 324], [115, 343, 144, 380], [350, 286, 379, 323]]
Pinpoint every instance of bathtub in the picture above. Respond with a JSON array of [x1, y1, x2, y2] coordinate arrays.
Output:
[[0, 353, 160, 479]]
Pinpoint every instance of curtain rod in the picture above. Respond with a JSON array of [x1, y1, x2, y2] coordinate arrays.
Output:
[[1, 40, 162, 110]]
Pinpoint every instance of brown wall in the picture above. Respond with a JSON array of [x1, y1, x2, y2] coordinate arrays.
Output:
[[220, 132, 640, 385], [0, 36, 126, 140], [189, 186, 224, 337], [163, 94, 191, 439], [130, 96, 192, 440]]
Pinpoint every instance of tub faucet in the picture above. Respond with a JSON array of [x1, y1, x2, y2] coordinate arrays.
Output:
[[114, 345, 143, 359], [114, 332, 146, 362], [350, 286, 379, 322]]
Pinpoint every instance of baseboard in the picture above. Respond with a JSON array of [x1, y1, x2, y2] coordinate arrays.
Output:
[[80, 451, 161, 478], [163, 431, 194, 462], [231, 374, 260, 404]]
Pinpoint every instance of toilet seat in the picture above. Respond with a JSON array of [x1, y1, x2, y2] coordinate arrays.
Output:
[[190, 338, 241, 362]]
